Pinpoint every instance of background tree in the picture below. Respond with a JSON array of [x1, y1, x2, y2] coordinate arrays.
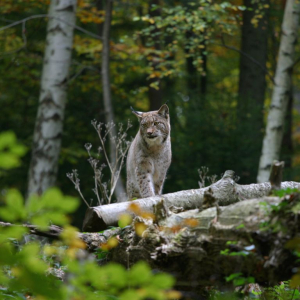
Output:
[[236, 0, 269, 182], [0, 0, 300, 227], [101, 0, 126, 201], [257, 0, 300, 183], [27, 0, 77, 197]]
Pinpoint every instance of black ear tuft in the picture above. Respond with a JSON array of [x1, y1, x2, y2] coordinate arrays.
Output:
[[130, 106, 143, 118], [157, 104, 169, 119]]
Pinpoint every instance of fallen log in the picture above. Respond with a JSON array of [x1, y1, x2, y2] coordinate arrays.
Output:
[[108, 191, 300, 288], [82, 170, 300, 231], [0, 221, 120, 252], [2, 187, 300, 288]]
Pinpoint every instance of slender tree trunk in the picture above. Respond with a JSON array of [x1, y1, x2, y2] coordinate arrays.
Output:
[[257, 0, 300, 182], [281, 89, 294, 169], [147, 0, 163, 111], [101, 0, 126, 201], [27, 0, 77, 197], [237, 0, 269, 182], [185, 30, 207, 99]]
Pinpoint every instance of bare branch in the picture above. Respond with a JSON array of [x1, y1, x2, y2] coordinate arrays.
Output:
[[212, 35, 275, 85], [0, 14, 102, 40], [66, 171, 90, 208]]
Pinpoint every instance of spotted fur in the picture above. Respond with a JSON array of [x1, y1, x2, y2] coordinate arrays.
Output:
[[126, 104, 171, 199]]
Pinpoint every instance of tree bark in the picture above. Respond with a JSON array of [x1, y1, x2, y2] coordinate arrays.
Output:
[[185, 30, 207, 98], [5, 189, 300, 287], [27, 0, 77, 197], [148, 0, 163, 111], [82, 170, 300, 232], [101, 0, 126, 202], [257, 0, 300, 183], [237, 0, 269, 182], [110, 193, 300, 288], [0, 221, 120, 252]]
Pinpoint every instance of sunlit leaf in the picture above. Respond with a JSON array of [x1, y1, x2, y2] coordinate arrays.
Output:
[[134, 222, 147, 237], [118, 214, 133, 228]]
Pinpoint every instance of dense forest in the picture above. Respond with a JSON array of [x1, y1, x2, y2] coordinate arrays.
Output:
[[1, 0, 300, 299]]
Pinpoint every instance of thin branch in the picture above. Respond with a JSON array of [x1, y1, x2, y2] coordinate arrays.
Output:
[[0, 221, 63, 239], [0, 14, 102, 40], [292, 56, 300, 69], [0, 17, 16, 23], [94, 174, 101, 205], [67, 171, 90, 208], [67, 66, 99, 85], [212, 36, 275, 85], [97, 128, 113, 173]]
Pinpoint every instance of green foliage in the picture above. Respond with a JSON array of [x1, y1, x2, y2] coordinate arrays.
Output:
[[259, 189, 300, 232], [272, 188, 300, 198], [0, 188, 79, 229], [262, 281, 299, 300], [225, 272, 255, 287], [0, 131, 27, 173], [0, 187, 177, 299], [0, 133, 176, 300]]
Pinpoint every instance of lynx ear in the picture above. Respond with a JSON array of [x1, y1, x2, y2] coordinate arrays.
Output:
[[157, 104, 169, 119], [130, 106, 143, 118]]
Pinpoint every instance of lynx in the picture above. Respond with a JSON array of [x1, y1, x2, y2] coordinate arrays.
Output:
[[126, 104, 171, 199]]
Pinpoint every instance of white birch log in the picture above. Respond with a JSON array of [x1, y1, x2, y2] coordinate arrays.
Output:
[[82, 170, 300, 231], [257, 0, 300, 183], [27, 0, 77, 196]]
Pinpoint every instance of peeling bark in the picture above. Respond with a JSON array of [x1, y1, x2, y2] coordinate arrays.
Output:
[[4, 190, 300, 287], [0, 221, 120, 252], [27, 0, 77, 197], [257, 0, 300, 182], [110, 194, 300, 288], [82, 170, 300, 232]]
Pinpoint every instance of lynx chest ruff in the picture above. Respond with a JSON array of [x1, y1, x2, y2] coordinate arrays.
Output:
[[126, 104, 171, 199]]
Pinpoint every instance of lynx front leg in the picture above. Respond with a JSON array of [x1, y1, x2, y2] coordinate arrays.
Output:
[[154, 181, 163, 195], [154, 172, 167, 195], [135, 160, 155, 198]]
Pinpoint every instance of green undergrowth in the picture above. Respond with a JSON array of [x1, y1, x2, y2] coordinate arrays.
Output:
[[0, 131, 178, 300]]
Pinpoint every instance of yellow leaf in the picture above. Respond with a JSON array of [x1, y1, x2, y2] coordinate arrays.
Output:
[[165, 290, 182, 299], [140, 212, 155, 220], [118, 214, 133, 228], [128, 202, 141, 214], [290, 274, 300, 288], [100, 237, 119, 251], [183, 218, 199, 227], [134, 222, 147, 237]]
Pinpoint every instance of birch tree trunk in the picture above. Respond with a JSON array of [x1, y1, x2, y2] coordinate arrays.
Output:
[[257, 0, 300, 183], [27, 0, 77, 197], [101, 0, 126, 202]]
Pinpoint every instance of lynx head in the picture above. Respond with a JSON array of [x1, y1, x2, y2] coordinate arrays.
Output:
[[131, 104, 170, 146]]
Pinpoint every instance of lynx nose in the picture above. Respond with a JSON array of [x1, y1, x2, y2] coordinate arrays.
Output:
[[147, 128, 155, 137]]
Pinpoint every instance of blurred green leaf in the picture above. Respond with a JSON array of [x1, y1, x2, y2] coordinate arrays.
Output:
[[151, 273, 175, 289], [128, 261, 152, 286], [0, 131, 27, 171], [0, 131, 16, 150], [0, 189, 26, 222]]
